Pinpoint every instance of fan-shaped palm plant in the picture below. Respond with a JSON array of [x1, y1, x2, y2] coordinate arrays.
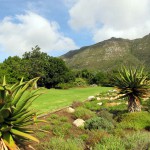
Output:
[[113, 66, 149, 112], [0, 77, 42, 150]]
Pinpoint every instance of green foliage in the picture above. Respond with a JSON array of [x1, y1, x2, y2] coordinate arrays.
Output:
[[52, 122, 72, 137], [84, 116, 114, 131], [94, 135, 125, 150], [0, 46, 75, 88], [72, 101, 83, 108], [84, 100, 101, 111], [0, 77, 41, 149], [35, 131, 47, 139], [74, 107, 96, 120], [94, 132, 150, 150], [73, 78, 87, 87], [123, 131, 150, 150], [41, 125, 51, 131], [117, 111, 150, 130], [97, 110, 116, 125], [39, 137, 85, 150], [113, 66, 149, 98], [86, 130, 108, 147]]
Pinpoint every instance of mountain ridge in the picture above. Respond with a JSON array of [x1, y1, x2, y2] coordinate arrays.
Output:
[[61, 34, 150, 71]]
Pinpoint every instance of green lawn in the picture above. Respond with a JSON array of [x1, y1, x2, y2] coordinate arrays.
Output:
[[32, 87, 112, 113]]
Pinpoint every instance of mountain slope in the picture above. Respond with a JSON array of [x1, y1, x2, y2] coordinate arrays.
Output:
[[61, 34, 150, 71]]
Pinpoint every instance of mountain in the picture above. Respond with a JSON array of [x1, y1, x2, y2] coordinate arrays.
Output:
[[61, 34, 150, 71]]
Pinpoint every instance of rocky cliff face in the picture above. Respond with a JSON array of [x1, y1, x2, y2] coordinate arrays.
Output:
[[61, 34, 150, 71]]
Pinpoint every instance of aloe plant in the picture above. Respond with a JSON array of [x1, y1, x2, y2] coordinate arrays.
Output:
[[0, 77, 42, 150], [113, 66, 149, 112]]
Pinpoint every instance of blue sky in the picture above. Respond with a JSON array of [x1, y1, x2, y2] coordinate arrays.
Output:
[[0, 0, 150, 62]]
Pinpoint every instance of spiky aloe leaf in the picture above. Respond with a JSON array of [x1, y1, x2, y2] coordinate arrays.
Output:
[[3, 132, 18, 150], [0, 125, 11, 132], [11, 77, 39, 106], [10, 129, 39, 143]]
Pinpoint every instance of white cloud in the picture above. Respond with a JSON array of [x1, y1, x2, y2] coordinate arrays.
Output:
[[0, 11, 78, 56], [68, 0, 150, 42]]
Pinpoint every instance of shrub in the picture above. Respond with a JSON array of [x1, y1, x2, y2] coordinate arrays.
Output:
[[74, 107, 96, 120], [50, 114, 59, 119], [41, 125, 51, 131], [117, 111, 150, 130], [94, 135, 125, 150], [72, 101, 83, 108], [73, 78, 87, 87], [84, 100, 101, 111], [40, 137, 85, 150], [59, 116, 68, 122], [52, 122, 72, 137], [97, 110, 116, 126], [56, 83, 74, 89], [123, 131, 150, 150], [86, 130, 108, 147], [35, 132, 47, 139], [84, 117, 114, 131]]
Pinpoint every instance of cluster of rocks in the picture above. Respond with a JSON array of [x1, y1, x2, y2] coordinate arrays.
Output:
[[66, 94, 104, 128]]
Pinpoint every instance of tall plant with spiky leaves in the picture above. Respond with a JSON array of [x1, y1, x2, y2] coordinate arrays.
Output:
[[0, 77, 42, 150], [113, 66, 149, 112]]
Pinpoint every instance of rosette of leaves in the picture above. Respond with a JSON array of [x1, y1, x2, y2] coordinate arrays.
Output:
[[0, 77, 42, 150], [113, 66, 149, 112]]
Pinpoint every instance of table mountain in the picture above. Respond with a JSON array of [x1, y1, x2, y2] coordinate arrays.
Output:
[[61, 34, 150, 71]]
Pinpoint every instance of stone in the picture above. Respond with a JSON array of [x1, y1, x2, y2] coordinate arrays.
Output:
[[96, 97, 101, 100], [97, 102, 103, 106], [73, 119, 85, 127], [66, 107, 75, 113], [88, 96, 95, 101]]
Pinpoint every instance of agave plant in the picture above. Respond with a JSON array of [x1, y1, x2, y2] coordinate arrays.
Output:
[[113, 66, 150, 112], [0, 77, 42, 150]]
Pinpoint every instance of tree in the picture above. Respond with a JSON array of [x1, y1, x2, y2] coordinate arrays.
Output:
[[1, 56, 26, 83], [113, 66, 149, 112], [23, 45, 74, 88]]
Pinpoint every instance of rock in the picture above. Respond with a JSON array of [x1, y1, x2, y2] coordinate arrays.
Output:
[[73, 119, 85, 127], [97, 102, 103, 106], [106, 102, 122, 107], [88, 96, 95, 101], [96, 97, 101, 100], [66, 107, 75, 113]]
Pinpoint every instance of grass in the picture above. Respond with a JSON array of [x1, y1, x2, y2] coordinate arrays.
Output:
[[32, 86, 112, 113]]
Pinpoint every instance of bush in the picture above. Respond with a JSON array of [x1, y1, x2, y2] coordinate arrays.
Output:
[[56, 83, 74, 89], [35, 131, 47, 139], [94, 131, 150, 150], [86, 130, 108, 147], [73, 78, 87, 87], [117, 111, 150, 130], [84, 100, 101, 111], [74, 107, 96, 120], [41, 125, 51, 131], [97, 110, 116, 126], [94, 135, 125, 150], [72, 101, 83, 108], [123, 131, 150, 150], [52, 122, 72, 137], [84, 117, 114, 131], [50, 114, 59, 119], [39, 137, 85, 150]]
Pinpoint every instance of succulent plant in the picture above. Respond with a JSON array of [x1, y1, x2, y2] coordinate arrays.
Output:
[[0, 77, 42, 150]]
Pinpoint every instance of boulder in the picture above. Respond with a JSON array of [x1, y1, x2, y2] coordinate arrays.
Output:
[[66, 107, 75, 113], [96, 97, 101, 100], [97, 102, 103, 106], [73, 119, 85, 127], [88, 96, 95, 101]]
